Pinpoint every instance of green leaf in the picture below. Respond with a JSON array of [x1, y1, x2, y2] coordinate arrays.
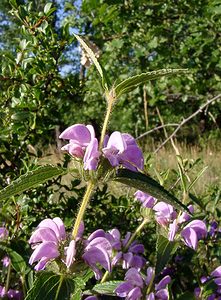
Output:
[[44, 3, 52, 14], [92, 281, 123, 295], [74, 34, 109, 90], [0, 244, 27, 274], [0, 165, 67, 201], [155, 235, 178, 274], [177, 292, 195, 300], [114, 69, 189, 98], [25, 272, 75, 300], [114, 169, 188, 212], [188, 166, 208, 191], [202, 280, 217, 298]]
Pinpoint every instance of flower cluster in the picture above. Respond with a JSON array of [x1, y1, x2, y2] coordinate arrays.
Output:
[[59, 124, 144, 171], [115, 267, 171, 300], [134, 191, 207, 250], [0, 286, 23, 300], [194, 266, 221, 299]]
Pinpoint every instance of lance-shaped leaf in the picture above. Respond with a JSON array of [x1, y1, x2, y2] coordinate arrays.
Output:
[[114, 69, 189, 98], [155, 235, 178, 275], [114, 169, 188, 212], [25, 272, 75, 300], [0, 165, 67, 201], [74, 34, 110, 90], [92, 281, 124, 296]]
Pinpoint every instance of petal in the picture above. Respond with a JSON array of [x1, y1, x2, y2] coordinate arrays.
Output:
[[178, 205, 194, 224], [29, 241, 59, 265], [63, 143, 84, 158], [145, 267, 154, 286], [83, 246, 111, 273], [184, 220, 207, 239], [121, 133, 137, 146], [83, 138, 100, 170], [86, 237, 112, 255], [122, 232, 131, 247], [107, 131, 126, 152], [112, 252, 122, 266], [129, 243, 145, 254], [131, 255, 146, 270], [119, 145, 144, 171], [34, 257, 49, 271], [115, 282, 133, 297], [65, 240, 76, 268], [155, 288, 169, 300], [153, 202, 174, 218], [125, 268, 144, 288], [181, 227, 198, 250], [29, 227, 58, 244], [211, 266, 221, 278], [53, 217, 66, 240], [168, 220, 178, 241], [214, 277, 221, 285], [87, 229, 106, 242], [146, 292, 155, 300], [37, 219, 61, 240], [123, 252, 134, 269], [59, 124, 92, 146], [127, 287, 142, 300], [84, 297, 98, 300], [0, 227, 8, 239], [155, 275, 171, 290]]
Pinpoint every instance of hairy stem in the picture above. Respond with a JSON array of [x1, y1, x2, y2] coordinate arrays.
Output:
[[72, 181, 95, 239], [5, 260, 12, 293], [99, 91, 116, 150]]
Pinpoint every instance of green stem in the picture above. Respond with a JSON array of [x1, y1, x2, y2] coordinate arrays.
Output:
[[5, 261, 12, 293], [99, 92, 116, 151], [124, 218, 149, 251], [72, 181, 95, 239]]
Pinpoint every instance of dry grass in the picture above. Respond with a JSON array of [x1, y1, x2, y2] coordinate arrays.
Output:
[[37, 142, 221, 196], [149, 142, 221, 194]]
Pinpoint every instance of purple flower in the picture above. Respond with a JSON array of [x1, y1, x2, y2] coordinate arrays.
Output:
[[115, 267, 171, 300], [2, 256, 10, 267], [102, 131, 144, 171], [84, 297, 98, 300], [211, 266, 221, 287], [29, 217, 66, 270], [0, 286, 23, 300], [83, 231, 113, 280], [83, 138, 100, 170], [59, 124, 100, 170], [0, 227, 8, 239], [115, 268, 143, 300], [178, 205, 194, 224], [209, 221, 219, 237], [153, 202, 177, 226], [181, 220, 207, 250], [134, 191, 156, 208]]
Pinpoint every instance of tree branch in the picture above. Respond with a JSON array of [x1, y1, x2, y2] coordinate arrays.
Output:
[[154, 94, 221, 153]]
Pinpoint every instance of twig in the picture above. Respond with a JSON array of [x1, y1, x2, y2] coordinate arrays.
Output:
[[154, 94, 221, 153], [136, 123, 179, 140]]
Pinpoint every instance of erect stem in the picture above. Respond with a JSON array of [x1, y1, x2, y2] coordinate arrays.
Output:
[[99, 91, 116, 151], [72, 181, 95, 239], [5, 260, 12, 293]]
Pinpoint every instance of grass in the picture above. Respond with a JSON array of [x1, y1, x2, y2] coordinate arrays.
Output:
[[39, 142, 221, 198]]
